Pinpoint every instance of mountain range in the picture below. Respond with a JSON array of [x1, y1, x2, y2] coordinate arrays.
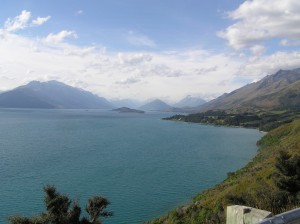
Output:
[[111, 99, 143, 109], [0, 80, 184, 111], [139, 99, 174, 111], [195, 68, 300, 112], [0, 80, 113, 109], [0, 68, 299, 111], [173, 95, 206, 108]]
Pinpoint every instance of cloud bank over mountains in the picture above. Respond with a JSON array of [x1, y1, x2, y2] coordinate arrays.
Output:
[[1, 1, 300, 101]]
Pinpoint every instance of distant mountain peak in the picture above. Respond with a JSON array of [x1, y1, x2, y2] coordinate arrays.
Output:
[[27, 80, 41, 85], [45, 80, 64, 85], [139, 99, 173, 111], [174, 95, 206, 108], [0, 80, 113, 109], [152, 99, 166, 103]]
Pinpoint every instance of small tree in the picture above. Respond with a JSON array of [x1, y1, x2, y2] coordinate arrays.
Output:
[[274, 151, 300, 195], [86, 196, 113, 224], [8, 185, 112, 224]]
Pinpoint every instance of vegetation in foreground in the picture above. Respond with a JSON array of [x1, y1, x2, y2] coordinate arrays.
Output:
[[147, 119, 300, 224], [164, 109, 300, 132], [8, 186, 112, 224]]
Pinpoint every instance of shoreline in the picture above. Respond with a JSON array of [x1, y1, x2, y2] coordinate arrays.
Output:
[[147, 119, 300, 224], [163, 117, 263, 131]]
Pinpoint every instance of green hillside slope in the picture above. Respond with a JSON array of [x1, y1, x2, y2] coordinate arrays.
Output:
[[147, 119, 300, 224]]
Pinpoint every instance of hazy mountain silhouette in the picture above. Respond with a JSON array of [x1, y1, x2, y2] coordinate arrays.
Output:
[[111, 99, 143, 109], [174, 95, 206, 108], [0, 80, 113, 109], [139, 99, 173, 111]]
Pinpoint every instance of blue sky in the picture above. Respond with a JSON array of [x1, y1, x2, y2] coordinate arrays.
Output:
[[1, 0, 300, 101], [1, 0, 242, 51]]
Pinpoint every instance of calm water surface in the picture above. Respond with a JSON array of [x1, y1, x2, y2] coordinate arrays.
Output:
[[0, 109, 264, 223]]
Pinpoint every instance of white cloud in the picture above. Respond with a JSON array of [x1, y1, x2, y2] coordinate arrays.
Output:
[[4, 10, 31, 32], [280, 39, 300, 47], [219, 0, 300, 49], [2, 9, 300, 101], [239, 51, 300, 78], [118, 53, 152, 65], [127, 31, 156, 48], [77, 10, 83, 15], [194, 66, 218, 76], [64, 46, 96, 57], [0, 31, 246, 100], [115, 77, 140, 85], [43, 30, 78, 45], [1, 10, 50, 34], [32, 16, 51, 26], [5, 29, 300, 101], [250, 45, 266, 57]]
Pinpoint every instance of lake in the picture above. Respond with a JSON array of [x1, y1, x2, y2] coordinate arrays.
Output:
[[0, 109, 264, 223]]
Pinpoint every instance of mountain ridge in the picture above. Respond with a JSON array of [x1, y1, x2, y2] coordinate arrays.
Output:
[[0, 80, 114, 109], [195, 68, 300, 112], [139, 99, 174, 111], [173, 95, 206, 108]]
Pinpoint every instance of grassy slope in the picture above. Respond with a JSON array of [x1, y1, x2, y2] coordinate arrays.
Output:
[[146, 119, 300, 224]]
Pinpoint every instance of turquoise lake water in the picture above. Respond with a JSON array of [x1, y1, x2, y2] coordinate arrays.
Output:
[[0, 109, 264, 223]]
